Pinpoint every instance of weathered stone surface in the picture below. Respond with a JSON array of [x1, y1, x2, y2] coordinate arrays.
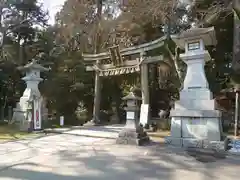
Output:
[[203, 140, 226, 152], [83, 120, 99, 127], [180, 89, 213, 100], [182, 139, 203, 148], [177, 99, 216, 110], [164, 136, 183, 146], [165, 136, 227, 152], [116, 128, 150, 146]]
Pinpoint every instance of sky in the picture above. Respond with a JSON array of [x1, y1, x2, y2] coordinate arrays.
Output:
[[40, 0, 66, 24]]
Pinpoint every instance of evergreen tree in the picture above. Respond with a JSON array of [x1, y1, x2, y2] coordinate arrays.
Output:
[[0, 0, 48, 119]]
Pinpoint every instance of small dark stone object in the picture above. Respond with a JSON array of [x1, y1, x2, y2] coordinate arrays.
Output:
[[144, 123, 150, 129], [150, 123, 158, 132]]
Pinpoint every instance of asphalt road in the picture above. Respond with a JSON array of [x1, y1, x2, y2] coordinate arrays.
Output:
[[0, 130, 239, 180]]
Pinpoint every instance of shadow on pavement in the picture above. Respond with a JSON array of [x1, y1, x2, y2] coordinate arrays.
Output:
[[186, 148, 227, 163]]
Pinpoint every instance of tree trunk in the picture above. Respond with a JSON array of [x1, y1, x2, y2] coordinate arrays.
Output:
[[233, 0, 240, 73], [90, 0, 103, 123], [233, 0, 240, 136]]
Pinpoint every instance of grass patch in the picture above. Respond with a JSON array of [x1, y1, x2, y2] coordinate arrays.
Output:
[[51, 124, 72, 128], [0, 124, 38, 141]]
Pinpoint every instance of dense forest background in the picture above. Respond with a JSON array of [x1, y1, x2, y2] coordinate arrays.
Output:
[[0, 0, 239, 125]]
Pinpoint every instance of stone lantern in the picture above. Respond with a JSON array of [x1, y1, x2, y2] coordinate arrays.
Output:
[[116, 89, 149, 146], [165, 27, 225, 150], [12, 59, 49, 131]]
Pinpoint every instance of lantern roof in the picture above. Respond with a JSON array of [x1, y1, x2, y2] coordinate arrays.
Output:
[[18, 59, 49, 72], [171, 26, 217, 49]]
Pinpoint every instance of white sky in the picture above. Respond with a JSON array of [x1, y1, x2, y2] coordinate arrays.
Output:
[[40, 0, 66, 24]]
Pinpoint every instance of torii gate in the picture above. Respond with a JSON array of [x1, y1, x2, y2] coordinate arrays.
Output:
[[83, 35, 170, 125]]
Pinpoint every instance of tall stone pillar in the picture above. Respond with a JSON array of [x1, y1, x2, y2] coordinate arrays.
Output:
[[140, 52, 150, 127], [141, 63, 149, 104], [92, 69, 101, 123], [84, 61, 102, 126]]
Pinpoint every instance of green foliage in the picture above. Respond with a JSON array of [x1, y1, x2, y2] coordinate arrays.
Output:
[[0, 0, 47, 119], [35, 26, 95, 124], [5, 0, 48, 41], [205, 13, 234, 93]]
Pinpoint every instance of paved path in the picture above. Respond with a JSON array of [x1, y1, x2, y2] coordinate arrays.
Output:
[[44, 124, 123, 138], [0, 126, 239, 180]]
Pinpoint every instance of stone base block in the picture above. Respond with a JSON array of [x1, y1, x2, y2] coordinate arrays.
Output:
[[83, 120, 100, 127], [180, 88, 212, 100], [164, 136, 226, 151], [182, 138, 203, 148], [109, 115, 120, 124], [164, 136, 182, 146], [116, 128, 150, 146], [170, 109, 221, 118], [17, 120, 32, 132], [203, 140, 226, 152], [170, 113, 222, 141], [174, 99, 215, 110]]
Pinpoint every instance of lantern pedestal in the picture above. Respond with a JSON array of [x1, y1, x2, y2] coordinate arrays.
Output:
[[116, 91, 150, 146]]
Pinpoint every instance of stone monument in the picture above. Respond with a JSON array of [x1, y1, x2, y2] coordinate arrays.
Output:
[[165, 27, 225, 150], [109, 102, 120, 124], [12, 59, 49, 131], [116, 89, 150, 145]]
